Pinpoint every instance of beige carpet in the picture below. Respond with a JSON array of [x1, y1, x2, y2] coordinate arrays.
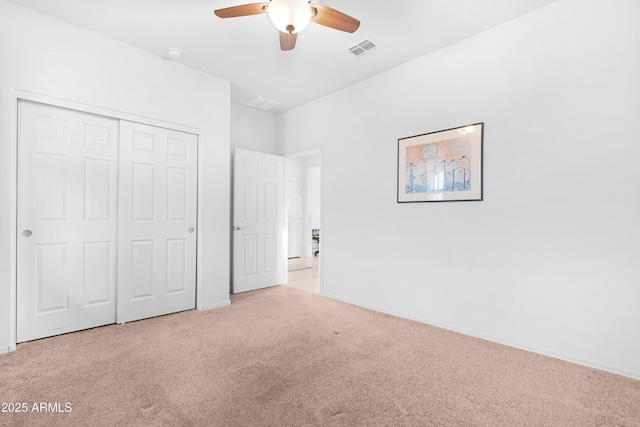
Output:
[[1, 285, 639, 426]]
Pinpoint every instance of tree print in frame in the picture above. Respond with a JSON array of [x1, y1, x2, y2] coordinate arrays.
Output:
[[397, 123, 483, 202]]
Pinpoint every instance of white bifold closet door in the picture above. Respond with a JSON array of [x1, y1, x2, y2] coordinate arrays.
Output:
[[17, 101, 119, 342], [117, 121, 197, 323], [17, 101, 197, 342]]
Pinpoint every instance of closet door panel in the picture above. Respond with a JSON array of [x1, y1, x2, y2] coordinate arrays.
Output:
[[17, 101, 118, 342], [117, 121, 197, 323]]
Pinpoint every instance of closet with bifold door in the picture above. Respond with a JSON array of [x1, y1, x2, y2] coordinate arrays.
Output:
[[16, 100, 198, 342]]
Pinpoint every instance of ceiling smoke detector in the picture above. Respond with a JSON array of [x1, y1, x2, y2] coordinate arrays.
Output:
[[166, 48, 183, 60]]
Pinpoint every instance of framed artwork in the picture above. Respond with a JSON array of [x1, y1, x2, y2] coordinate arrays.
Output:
[[397, 122, 483, 203]]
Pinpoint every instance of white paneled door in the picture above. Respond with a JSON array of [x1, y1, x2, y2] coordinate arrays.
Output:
[[17, 102, 198, 342], [287, 180, 302, 258], [17, 101, 119, 342], [117, 121, 197, 323], [233, 148, 285, 293]]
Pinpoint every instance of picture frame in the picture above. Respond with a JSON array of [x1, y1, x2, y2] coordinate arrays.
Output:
[[397, 122, 484, 203]]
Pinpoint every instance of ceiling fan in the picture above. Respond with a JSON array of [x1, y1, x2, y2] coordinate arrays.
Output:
[[214, 0, 360, 51]]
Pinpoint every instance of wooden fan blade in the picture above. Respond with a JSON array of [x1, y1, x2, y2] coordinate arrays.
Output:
[[311, 4, 360, 33], [214, 3, 269, 18], [279, 31, 298, 51]]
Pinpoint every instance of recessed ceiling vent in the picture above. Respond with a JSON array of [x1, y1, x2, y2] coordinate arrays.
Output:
[[245, 96, 280, 111], [345, 38, 379, 58]]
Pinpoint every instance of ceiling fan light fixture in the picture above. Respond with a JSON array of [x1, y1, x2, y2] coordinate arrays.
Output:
[[268, 0, 312, 34]]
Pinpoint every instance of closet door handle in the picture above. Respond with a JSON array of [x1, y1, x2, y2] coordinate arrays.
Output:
[[22, 229, 32, 237], [188, 227, 195, 233]]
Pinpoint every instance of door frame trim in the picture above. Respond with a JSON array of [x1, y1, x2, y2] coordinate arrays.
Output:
[[9, 89, 203, 351]]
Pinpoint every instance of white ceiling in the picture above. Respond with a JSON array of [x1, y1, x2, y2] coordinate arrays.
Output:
[[8, 0, 557, 114]]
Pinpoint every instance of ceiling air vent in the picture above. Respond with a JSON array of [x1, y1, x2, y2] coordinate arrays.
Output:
[[245, 96, 280, 111], [346, 38, 379, 58]]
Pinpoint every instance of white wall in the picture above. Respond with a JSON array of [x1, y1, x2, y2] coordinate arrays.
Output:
[[231, 103, 278, 154], [286, 156, 306, 182], [0, 1, 231, 352], [278, 0, 640, 379]]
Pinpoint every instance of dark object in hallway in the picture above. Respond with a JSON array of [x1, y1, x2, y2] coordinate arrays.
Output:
[[312, 228, 320, 257]]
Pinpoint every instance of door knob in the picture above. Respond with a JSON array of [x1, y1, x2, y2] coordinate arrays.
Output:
[[188, 227, 195, 233], [232, 226, 244, 231], [22, 229, 32, 237]]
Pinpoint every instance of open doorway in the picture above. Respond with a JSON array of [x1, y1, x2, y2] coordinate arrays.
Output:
[[285, 151, 321, 294]]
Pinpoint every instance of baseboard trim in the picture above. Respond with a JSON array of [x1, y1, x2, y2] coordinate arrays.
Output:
[[197, 300, 231, 311], [323, 292, 640, 381]]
